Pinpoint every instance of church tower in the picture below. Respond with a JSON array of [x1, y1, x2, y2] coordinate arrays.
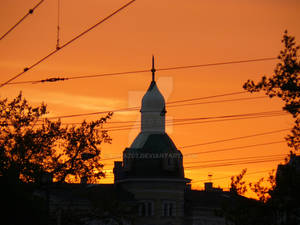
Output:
[[114, 57, 190, 225]]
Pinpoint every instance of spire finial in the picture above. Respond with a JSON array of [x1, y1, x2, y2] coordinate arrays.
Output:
[[151, 55, 156, 82]]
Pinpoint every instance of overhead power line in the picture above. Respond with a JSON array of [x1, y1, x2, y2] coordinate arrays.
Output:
[[184, 140, 285, 156], [5, 57, 277, 85], [55, 101, 273, 125], [101, 156, 121, 161], [0, 0, 45, 41], [101, 154, 286, 170], [25, 110, 285, 130], [162, 112, 286, 128], [179, 128, 289, 149], [167, 91, 247, 104], [51, 109, 281, 126], [15, 110, 284, 131], [7, 69, 149, 85], [99, 134, 288, 162], [185, 156, 284, 169], [2, 94, 278, 127], [169, 91, 252, 104], [47, 106, 138, 120], [103, 156, 283, 168], [41, 110, 285, 131], [169, 110, 284, 122], [184, 153, 285, 165], [156, 57, 277, 72], [0, 0, 137, 88], [191, 169, 273, 183], [106, 110, 285, 130], [167, 96, 267, 108], [44, 91, 266, 120], [62, 110, 284, 126], [106, 113, 287, 132]]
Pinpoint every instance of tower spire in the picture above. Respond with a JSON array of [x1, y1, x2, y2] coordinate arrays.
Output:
[[151, 55, 156, 82]]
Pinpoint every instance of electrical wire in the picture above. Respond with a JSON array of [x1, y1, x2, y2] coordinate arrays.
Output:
[[57, 106, 274, 125], [0, 0, 137, 88], [5, 57, 277, 85], [101, 155, 283, 167], [167, 96, 267, 108], [43, 92, 268, 120], [156, 57, 277, 72], [0, 0, 45, 41], [179, 128, 289, 149], [99, 137, 287, 162], [101, 110, 284, 128], [184, 140, 285, 156], [185, 157, 284, 169], [170, 110, 284, 122], [163, 112, 286, 128], [184, 153, 285, 165], [191, 169, 273, 183], [46, 106, 138, 120], [105, 112, 284, 130], [101, 156, 121, 161], [105, 113, 287, 132], [2, 106, 285, 128], [9, 112, 283, 130], [167, 91, 247, 104], [102, 157, 284, 169]]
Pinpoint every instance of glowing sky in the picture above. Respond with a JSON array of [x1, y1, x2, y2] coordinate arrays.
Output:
[[1, 0, 299, 194]]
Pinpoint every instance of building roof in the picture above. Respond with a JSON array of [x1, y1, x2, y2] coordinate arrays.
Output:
[[141, 80, 165, 113], [185, 190, 233, 209], [120, 133, 184, 179], [36, 183, 134, 206], [130, 133, 179, 153]]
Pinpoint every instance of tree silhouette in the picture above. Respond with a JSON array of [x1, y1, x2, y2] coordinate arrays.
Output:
[[230, 168, 247, 195], [0, 93, 112, 184], [243, 30, 300, 152], [249, 170, 276, 203], [225, 31, 300, 224]]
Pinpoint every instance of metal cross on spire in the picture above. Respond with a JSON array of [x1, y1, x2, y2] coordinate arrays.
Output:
[[151, 55, 156, 82]]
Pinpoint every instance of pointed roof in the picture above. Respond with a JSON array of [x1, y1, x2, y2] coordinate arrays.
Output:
[[114, 57, 188, 180], [140, 56, 165, 113]]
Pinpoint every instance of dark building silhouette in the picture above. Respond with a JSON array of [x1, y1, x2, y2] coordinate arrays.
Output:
[[32, 58, 252, 225], [273, 154, 300, 224], [113, 57, 190, 225]]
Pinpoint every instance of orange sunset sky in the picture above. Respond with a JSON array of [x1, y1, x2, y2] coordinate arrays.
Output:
[[0, 0, 300, 194]]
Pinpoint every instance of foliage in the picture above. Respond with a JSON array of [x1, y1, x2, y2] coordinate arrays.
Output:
[[0, 93, 112, 184], [228, 158, 300, 224], [221, 31, 300, 225], [230, 168, 247, 195], [226, 169, 277, 225], [243, 30, 300, 152], [249, 170, 276, 203], [229, 168, 276, 202]]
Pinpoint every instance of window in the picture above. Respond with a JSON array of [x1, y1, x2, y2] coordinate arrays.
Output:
[[138, 201, 154, 217], [162, 201, 176, 217]]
